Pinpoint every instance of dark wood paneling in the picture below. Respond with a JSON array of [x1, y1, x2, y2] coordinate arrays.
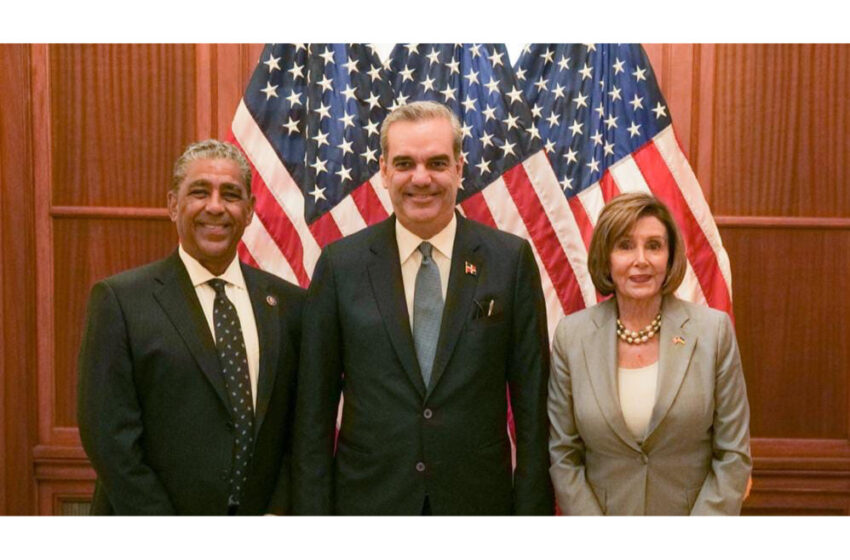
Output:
[[52, 217, 177, 427], [722, 226, 850, 439], [712, 44, 850, 217], [48, 44, 197, 208], [0, 44, 39, 515]]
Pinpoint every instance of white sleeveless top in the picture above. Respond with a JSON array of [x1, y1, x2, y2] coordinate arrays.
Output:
[[617, 361, 659, 442]]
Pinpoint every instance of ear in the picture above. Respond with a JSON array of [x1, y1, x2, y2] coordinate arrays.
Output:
[[379, 155, 389, 187], [455, 152, 464, 175], [167, 190, 178, 223], [246, 194, 256, 225]]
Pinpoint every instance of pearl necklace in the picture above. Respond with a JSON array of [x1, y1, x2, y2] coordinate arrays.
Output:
[[616, 313, 662, 345]]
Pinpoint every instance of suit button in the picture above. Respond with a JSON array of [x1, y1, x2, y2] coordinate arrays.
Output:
[[423, 408, 433, 419], [415, 462, 426, 472]]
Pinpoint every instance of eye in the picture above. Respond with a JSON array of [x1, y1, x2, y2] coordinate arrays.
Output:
[[429, 160, 448, 170], [189, 188, 208, 198], [615, 239, 634, 250], [394, 160, 412, 170]]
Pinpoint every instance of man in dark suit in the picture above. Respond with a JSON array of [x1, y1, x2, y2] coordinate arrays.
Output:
[[77, 139, 304, 515], [293, 101, 553, 515]]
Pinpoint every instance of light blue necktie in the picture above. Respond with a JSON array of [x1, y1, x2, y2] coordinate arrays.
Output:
[[413, 242, 444, 387]]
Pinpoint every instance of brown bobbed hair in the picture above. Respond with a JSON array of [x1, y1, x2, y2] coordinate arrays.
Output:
[[587, 192, 686, 297]]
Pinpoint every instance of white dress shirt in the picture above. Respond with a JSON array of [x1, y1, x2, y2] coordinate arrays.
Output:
[[178, 245, 260, 408], [617, 361, 659, 442], [396, 215, 456, 329]]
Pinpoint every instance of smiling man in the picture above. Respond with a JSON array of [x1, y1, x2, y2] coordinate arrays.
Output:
[[293, 101, 554, 515], [77, 140, 305, 515]]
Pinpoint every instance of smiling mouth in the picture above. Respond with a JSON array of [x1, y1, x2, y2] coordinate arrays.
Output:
[[629, 275, 653, 282], [198, 223, 231, 235]]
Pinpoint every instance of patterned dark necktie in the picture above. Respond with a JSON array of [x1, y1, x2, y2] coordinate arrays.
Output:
[[208, 278, 254, 508], [412, 242, 444, 387]]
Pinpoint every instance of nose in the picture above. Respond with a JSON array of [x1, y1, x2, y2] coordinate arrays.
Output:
[[206, 189, 225, 213], [411, 164, 431, 187], [634, 246, 649, 265]]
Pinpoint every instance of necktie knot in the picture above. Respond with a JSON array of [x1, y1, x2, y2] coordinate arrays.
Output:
[[418, 241, 433, 262], [208, 278, 227, 295]]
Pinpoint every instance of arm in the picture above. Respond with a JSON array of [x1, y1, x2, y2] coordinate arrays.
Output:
[[691, 313, 752, 515], [547, 319, 605, 515], [506, 241, 555, 515], [77, 281, 175, 514], [292, 249, 343, 514]]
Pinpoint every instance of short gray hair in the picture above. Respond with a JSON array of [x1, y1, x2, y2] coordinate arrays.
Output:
[[380, 101, 462, 159], [171, 139, 252, 194]]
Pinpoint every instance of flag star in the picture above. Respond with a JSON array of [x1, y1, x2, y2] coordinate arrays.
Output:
[[540, 48, 555, 64], [319, 47, 335, 65], [461, 122, 473, 139], [530, 104, 543, 118], [441, 85, 457, 102], [342, 57, 358, 74], [480, 130, 494, 147], [557, 55, 571, 71], [426, 48, 441, 65], [295, 43, 307, 52], [470, 44, 482, 57], [527, 123, 541, 141], [315, 102, 331, 120], [286, 90, 302, 107], [338, 111, 355, 129], [590, 130, 603, 146], [390, 92, 409, 111], [421, 76, 436, 93], [404, 43, 419, 55], [632, 66, 647, 82], [544, 139, 556, 153], [260, 81, 278, 100], [399, 65, 415, 82], [309, 158, 328, 175], [612, 58, 625, 74], [594, 102, 605, 118], [630, 94, 644, 111], [628, 121, 642, 137], [546, 112, 560, 127], [314, 130, 329, 148], [445, 58, 460, 75], [522, 44, 532, 54], [553, 83, 566, 100], [579, 63, 593, 80], [560, 176, 573, 190], [484, 77, 500, 95], [282, 117, 299, 134], [365, 91, 382, 110], [339, 138, 354, 156], [464, 69, 479, 85], [652, 102, 668, 119], [608, 86, 622, 101], [335, 165, 352, 182], [288, 62, 304, 80], [568, 119, 583, 136], [603, 141, 615, 156], [361, 146, 377, 164], [482, 104, 497, 122], [475, 159, 491, 174], [573, 91, 588, 108], [367, 64, 383, 81], [515, 67, 527, 81], [604, 114, 618, 129], [264, 53, 281, 72], [500, 140, 516, 157], [506, 86, 523, 105], [461, 96, 477, 112], [503, 113, 520, 130], [585, 44, 597, 52], [341, 84, 357, 102], [488, 49, 505, 67], [563, 148, 578, 164], [364, 119, 380, 137], [534, 77, 548, 92], [309, 184, 326, 201], [586, 157, 600, 173]]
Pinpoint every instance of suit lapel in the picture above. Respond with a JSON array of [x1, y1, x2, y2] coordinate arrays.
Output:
[[242, 264, 280, 436], [367, 218, 427, 398], [427, 216, 480, 398], [582, 299, 642, 453], [153, 252, 230, 410], [646, 296, 696, 439]]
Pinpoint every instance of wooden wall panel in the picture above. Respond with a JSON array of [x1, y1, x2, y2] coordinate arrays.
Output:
[[49, 44, 198, 208], [52, 218, 178, 427], [712, 44, 850, 217]]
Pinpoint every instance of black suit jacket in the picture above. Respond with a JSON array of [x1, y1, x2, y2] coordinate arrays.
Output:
[[77, 251, 304, 515], [293, 215, 554, 515]]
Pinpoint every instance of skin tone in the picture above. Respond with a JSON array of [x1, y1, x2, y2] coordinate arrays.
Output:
[[167, 158, 255, 276], [379, 117, 463, 240], [609, 215, 670, 368]]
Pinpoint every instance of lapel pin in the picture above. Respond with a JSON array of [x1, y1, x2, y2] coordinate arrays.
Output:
[[672, 336, 685, 345], [266, 295, 278, 306], [465, 261, 478, 276]]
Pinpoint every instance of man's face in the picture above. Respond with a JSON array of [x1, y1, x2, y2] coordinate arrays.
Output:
[[380, 117, 463, 239], [167, 158, 254, 275]]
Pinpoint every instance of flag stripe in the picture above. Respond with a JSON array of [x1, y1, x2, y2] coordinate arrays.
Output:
[[350, 181, 390, 225], [239, 214, 300, 285], [459, 192, 499, 229], [329, 191, 369, 236]]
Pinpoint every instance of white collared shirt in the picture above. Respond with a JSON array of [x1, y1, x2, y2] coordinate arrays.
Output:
[[178, 246, 260, 408], [396, 215, 456, 329]]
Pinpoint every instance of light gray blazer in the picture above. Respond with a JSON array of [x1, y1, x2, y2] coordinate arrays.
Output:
[[548, 296, 751, 515]]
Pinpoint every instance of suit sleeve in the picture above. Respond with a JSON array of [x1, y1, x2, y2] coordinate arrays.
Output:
[[547, 318, 605, 515], [691, 313, 752, 515], [506, 240, 555, 515], [77, 281, 175, 515], [292, 248, 343, 514]]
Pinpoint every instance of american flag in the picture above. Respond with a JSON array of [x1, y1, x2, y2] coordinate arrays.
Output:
[[229, 43, 732, 337]]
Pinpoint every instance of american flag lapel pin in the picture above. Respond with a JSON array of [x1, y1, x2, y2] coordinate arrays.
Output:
[[672, 336, 685, 345], [465, 261, 478, 276]]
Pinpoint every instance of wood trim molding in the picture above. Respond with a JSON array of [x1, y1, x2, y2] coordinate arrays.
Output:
[[50, 206, 170, 220], [716, 216, 850, 229], [753, 438, 850, 471]]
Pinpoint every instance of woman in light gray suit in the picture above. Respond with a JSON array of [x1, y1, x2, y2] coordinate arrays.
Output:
[[548, 192, 751, 515]]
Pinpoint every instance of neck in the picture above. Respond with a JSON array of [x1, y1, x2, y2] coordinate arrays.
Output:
[[616, 294, 662, 330]]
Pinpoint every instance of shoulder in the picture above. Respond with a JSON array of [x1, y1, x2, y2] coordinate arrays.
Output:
[[667, 297, 729, 330], [320, 217, 392, 263], [555, 298, 615, 340], [97, 254, 175, 293]]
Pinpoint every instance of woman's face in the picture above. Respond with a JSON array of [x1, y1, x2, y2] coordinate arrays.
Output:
[[609, 215, 669, 304]]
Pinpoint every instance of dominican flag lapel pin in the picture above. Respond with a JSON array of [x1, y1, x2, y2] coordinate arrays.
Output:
[[465, 261, 478, 276], [672, 336, 685, 345]]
